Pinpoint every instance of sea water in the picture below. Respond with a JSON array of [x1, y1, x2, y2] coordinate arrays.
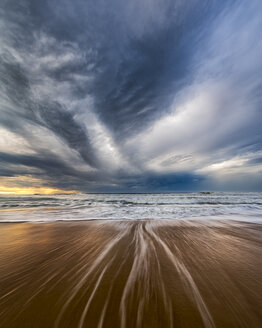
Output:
[[0, 192, 262, 223]]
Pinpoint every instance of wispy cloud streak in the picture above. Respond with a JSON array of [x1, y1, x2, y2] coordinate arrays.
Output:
[[0, 0, 262, 191]]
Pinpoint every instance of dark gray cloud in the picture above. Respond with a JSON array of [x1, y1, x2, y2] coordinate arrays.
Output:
[[0, 0, 262, 191]]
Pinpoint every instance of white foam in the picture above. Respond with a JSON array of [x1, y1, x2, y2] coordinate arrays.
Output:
[[0, 192, 262, 223]]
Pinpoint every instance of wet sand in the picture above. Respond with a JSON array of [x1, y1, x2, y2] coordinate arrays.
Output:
[[0, 219, 262, 328]]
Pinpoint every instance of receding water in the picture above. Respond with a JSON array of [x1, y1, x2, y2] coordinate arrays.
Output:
[[0, 219, 262, 328]]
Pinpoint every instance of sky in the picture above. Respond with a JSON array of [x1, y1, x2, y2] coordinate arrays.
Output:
[[0, 0, 262, 193]]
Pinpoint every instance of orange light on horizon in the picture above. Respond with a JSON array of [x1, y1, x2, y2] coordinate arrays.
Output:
[[0, 176, 79, 195], [0, 185, 78, 195]]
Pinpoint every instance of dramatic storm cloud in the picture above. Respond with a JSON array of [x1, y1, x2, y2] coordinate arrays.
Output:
[[0, 0, 262, 192]]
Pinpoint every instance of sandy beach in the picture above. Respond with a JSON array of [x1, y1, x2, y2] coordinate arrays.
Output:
[[0, 219, 261, 328]]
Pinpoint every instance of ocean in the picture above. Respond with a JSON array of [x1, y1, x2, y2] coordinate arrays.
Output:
[[1, 192, 262, 222]]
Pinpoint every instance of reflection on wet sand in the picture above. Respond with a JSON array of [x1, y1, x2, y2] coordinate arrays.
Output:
[[0, 220, 261, 328]]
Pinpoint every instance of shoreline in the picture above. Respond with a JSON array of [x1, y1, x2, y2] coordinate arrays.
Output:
[[0, 214, 262, 224]]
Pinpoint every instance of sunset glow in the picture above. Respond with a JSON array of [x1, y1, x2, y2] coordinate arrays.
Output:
[[0, 186, 77, 195]]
